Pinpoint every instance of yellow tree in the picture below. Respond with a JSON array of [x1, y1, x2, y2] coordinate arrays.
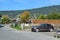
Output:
[[2, 15, 8, 19], [20, 11, 30, 22]]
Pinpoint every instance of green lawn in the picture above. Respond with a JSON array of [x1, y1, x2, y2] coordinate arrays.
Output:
[[11, 24, 22, 30], [11, 23, 32, 30]]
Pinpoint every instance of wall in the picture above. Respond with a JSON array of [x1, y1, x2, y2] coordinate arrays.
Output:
[[31, 19, 60, 30], [32, 19, 60, 24]]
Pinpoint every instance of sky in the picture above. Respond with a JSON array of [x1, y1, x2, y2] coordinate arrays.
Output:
[[0, 0, 60, 10]]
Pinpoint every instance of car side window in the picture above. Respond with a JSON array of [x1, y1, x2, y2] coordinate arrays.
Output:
[[45, 24, 52, 27], [40, 24, 45, 27], [47, 24, 51, 26]]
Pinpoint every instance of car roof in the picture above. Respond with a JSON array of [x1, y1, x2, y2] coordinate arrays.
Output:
[[40, 24, 52, 26]]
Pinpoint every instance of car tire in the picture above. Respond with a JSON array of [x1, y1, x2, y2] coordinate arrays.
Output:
[[54, 35, 56, 38], [49, 29, 54, 32], [36, 29, 39, 32], [31, 29, 35, 32]]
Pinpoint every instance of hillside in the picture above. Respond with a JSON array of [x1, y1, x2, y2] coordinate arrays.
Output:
[[0, 5, 60, 18]]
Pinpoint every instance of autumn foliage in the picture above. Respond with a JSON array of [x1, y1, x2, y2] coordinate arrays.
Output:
[[20, 11, 30, 22]]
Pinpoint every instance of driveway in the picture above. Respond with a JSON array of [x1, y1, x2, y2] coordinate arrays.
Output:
[[0, 24, 57, 40]]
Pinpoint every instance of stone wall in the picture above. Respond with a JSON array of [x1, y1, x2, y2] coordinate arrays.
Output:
[[32, 19, 60, 24], [32, 19, 60, 30]]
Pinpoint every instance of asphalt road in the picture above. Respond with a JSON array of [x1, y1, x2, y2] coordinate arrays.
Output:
[[0, 25, 57, 40]]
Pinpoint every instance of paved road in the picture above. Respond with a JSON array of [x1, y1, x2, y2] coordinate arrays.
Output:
[[0, 25, 57, 40]]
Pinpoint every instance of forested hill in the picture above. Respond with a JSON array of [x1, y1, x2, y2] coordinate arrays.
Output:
[[0, 5, 60, 18]]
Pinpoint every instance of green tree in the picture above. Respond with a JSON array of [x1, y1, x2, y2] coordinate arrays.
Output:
[[0, 14, 2, 23], [1, 15, 10, 24], [0, 14, 2, 19], [37, 14, 47, 19], [37, 12, 60, 19], [47, 12, 60, 19]]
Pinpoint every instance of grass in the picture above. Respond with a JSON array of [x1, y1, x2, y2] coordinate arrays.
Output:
[[11, 23, 22, 30], [11, 23, 32, 30]]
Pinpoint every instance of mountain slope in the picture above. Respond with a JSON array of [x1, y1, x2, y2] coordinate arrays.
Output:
[[0, 5, 60, 18]]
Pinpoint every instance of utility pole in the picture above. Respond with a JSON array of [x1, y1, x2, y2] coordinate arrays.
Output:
[[0, 14, 2, 19], [34, 13, 37, 19]]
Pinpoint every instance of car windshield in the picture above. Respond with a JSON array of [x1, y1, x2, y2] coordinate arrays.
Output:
[[40, 24, 45, 27], [40, 24, 51, 27]]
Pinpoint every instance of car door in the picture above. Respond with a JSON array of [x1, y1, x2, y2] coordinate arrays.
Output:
[[39, 24, 46, 29]]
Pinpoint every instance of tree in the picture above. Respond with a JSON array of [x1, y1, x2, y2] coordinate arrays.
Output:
[[47, 12, 60, 19], [37, 14, 47, 19], [0, 14, 2, 24], [16, 14, 21, 18], [20, 11, 30, 23], [0, 14, 2, 19], [1, 15, 10, 24], [37, 12, 60, 19]]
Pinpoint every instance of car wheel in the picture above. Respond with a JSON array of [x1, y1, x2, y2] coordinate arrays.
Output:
[[36, 29, 39, 32], [31, 28, 33, 31], [31, 29, 35, 32], [50, 29, 54, 32], [54, 35, 56, 38]]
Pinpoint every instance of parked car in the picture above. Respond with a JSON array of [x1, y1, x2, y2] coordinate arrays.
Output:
[[0, 24, 4, 28], [31, 24, 54, 32], [53, 30, 60, 38]]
